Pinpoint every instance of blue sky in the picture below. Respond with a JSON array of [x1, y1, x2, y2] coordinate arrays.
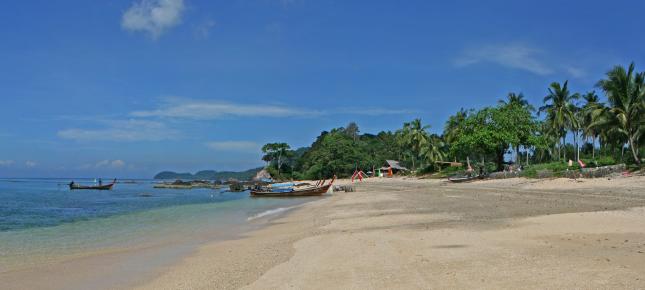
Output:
[[0, 0, 643, 178]]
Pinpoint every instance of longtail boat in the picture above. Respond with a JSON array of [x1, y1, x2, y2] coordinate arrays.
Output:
[[250, 176, 335, 197], [448, 173, 487, 183], [69, 182, 115, 190]]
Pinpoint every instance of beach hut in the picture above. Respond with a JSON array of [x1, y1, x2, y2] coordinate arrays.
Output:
[[380, 160, 409, 176]]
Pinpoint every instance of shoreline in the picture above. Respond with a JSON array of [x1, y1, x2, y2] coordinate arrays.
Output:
[[136, 176, 645, 289], [2, 176, 644, 289], [0, 195, 318, 290]]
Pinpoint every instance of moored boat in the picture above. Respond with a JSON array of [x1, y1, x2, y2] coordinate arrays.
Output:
[[250, 176, 335, 197], [69, 182, 115, 190], [448, 174, 487, 183]]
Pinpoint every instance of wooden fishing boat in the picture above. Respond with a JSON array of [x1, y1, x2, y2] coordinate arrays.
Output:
[[69, 182, 115, 190], [250, 177, 335, 197], [448, 174, 486, 183]]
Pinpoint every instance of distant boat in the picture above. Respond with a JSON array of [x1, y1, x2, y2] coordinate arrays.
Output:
[[448, 174, 487, 183], [250, 177, 335, 197], [69, 182, 115, 190]]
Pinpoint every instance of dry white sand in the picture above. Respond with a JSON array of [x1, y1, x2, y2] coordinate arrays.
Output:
[[136, 175, 645, 290]]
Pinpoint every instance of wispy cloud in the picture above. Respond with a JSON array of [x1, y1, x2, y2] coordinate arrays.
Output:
[[25, 161, 37, 168], [121, 0, 185, 39], [58, 119, 179, 142], [564, 66, 587, 79], [455, 43, 553, 75], [131, 98, 413, 120], [0, 160, 14, 166], [131, 98, 322, 119], [194, 19, 216, 39], [338, 107, 416, 116], [79, 159, 127, 170], [206, 141, 259, 152]]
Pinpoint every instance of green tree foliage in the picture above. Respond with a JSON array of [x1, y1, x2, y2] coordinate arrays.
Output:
[[595, 62, 644, 164], [539, 81, 580, 161], [258, 62, 644, 177], [450, 105, 538, 170], [261, 142, 292, 175], [498, 92, 537, 163]]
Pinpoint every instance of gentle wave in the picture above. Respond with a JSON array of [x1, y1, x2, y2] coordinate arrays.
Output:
[[247, 205, 301, 221]]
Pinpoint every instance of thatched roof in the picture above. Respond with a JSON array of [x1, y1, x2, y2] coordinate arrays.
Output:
[[385, 160, 409, 171]]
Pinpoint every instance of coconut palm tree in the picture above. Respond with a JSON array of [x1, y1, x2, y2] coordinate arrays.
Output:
[[595, 62, 644, 165], [421, 134, 445, 165], [539, 81, 580, 161], [443, 108, 470, 145], [400, 119, 431, 170], [579, 91, 604, 159], [498, 92, 535, 112]]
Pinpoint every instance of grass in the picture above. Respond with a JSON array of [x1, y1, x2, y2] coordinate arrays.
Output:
[[521, 156, 619, 178]]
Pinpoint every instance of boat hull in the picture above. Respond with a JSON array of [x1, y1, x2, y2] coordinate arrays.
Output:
[[250, 184, 331, 197], [69, 183, 115, 190], [448, 175, 486, 183]]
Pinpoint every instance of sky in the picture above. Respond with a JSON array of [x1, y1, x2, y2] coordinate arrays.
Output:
[[0, 0, 643, 178]]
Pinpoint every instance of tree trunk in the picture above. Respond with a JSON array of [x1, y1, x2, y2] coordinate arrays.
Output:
[[562, 136, 567, 161], [574, 131, 579, 162], [628, 136, 641, 165], [515, 145, 520, 165], [496, 148, 504, 171], [592, 135, 596, 159]]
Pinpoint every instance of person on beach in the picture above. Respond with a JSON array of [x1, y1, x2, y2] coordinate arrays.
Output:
[[98, 178, 102, 186]]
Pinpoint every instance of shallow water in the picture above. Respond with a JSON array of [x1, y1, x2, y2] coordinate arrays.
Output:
[[0, 178, 317, 273]]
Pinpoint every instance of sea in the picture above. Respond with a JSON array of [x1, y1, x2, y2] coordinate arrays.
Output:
[[0, 178, 317, 282]]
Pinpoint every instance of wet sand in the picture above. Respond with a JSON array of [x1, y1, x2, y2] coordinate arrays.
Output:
[[136, 175, 645, 289]]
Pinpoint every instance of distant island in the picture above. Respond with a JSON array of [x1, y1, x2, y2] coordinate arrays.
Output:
[[154, 167, 263, 181]]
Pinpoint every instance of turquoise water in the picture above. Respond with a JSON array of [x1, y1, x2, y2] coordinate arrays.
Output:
[[0, 179, 316, 271]]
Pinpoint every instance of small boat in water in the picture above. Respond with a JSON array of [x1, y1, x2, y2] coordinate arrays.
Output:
[[69, 179, 116, 190], [250, 176, 335, 197]]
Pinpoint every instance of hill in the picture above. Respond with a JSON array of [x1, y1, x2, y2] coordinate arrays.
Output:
[[153, 167, 263, 181]]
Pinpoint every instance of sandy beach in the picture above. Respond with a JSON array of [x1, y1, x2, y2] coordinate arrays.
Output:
[[130, 175, 645, 290]]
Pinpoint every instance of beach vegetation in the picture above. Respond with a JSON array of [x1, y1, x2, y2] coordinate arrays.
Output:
[[260, 62, 644, 179]]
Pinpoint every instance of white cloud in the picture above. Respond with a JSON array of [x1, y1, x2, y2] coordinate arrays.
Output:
[[194, 19, 216, 39], [95, 159, 126, 168], [131, 98, 413, 120], [565, 66, 587, 79], [111, 160, 126, 168], [131, 98, 322, 119], [455, 43, 553, 75], [121, 0, 184, 39], [25, 161, 37, 168], [79, 159, 127, 170], [58, 119, 179, 142], [337, 107, 416, 116], [206, 141, 259, 152], [0, 160, 14, 166]]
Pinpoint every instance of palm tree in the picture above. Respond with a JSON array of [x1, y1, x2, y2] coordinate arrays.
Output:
[[400, 119, 431, 170], [443, 108, 469, 146], [579, 91, 604, 159], [595, 62, 644, 165], [498, 92, 535, 112], [421, 134, 445, 165], [539, 81, 580, 161]]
